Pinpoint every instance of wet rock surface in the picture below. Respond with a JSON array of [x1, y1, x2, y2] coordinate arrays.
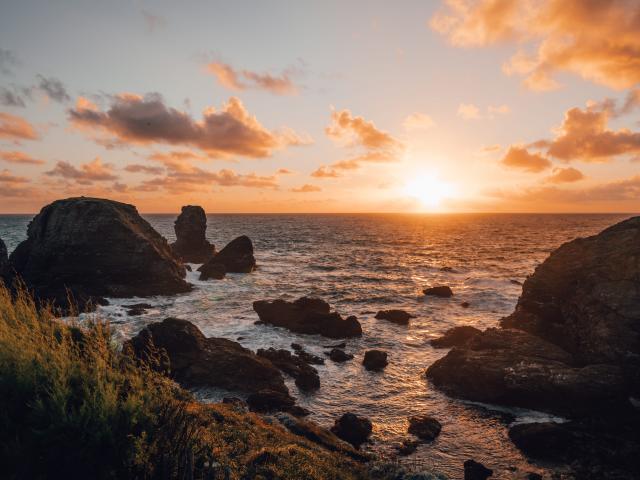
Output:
[[407, 415, 442, 441], [430, 326, 481, 348], [253, 296, 363, 338], [375, 309, 414, 325], [326, 348, 354, 362], [256, 347, 320, 391], [363, 349, 388, 371], [423, 286, 453, 298], [330, 413, 373, 448], [7, 197, 190, 311], [169, 205, 215, 263], [198, 261, 226, 281]]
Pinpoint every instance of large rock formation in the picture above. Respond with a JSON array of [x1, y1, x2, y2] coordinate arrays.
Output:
[[8, 197, 190, 310], [170, 205, 215, 263], [253, 297, 363, 339], [198, 235, 256, 276], [126, 317, 290, 397]]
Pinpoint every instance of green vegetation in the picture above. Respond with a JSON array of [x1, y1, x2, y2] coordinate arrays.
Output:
[[0, 284, 370, 479]]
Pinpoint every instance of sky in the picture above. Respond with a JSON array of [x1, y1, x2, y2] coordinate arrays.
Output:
[[0, 0, 639, 213]]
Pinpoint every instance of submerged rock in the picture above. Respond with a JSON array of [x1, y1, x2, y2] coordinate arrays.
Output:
[[170, 205, 215, 263], [327, 348, 354, 362], [330, 413, 373, 448], [375, 309, 414, 325], [407, 415, 442, 441], [430, 326, 481, 348], [257, 348, 320, 392], [253, 296, 363, 339], [463, 459, 492, 480], [199, 235, 256, 275], [363, 350, 388, 371], [126, 317, 290, 397], [7, 197, 190, 311], [423, 286, 453, 298]]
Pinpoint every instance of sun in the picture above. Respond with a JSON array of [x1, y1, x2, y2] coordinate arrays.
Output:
[[404, 173, 455, 210]]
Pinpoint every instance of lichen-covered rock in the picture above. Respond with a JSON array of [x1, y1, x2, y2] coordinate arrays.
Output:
[[170, 205, 215, 263], [8, 197, 190, 311], [253, 297, 363, 339]]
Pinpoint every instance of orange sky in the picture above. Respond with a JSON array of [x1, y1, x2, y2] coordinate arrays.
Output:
[[0, 0, 639, 213]]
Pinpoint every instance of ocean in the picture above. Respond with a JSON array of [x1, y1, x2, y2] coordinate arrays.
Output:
[[0, 213, 632, 479]]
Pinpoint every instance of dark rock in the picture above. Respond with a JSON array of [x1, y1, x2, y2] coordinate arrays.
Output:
[[440, 266, 455, 272], [460, 301, 470, 308], [430, 326, 481, 348], [396, 439, 420, 456], [287, 405, 311, 417], [526, 474, 542, 480], [330, 413, 373, 448], [327, 348, 354, 362], [407, 415, 442, 441], [374, 309, 414, 325], [323, 342, 347, 349], [508, 422, 576, 462], [0, 237, 7, 276], [291, 343, 303, 351], [294, 349, 325, 365], [363, 350, 388, 371], [198, 261, 226, 281], [124, 303, 153, 310], [253, 297, 362, 339], [169, 205, 215, 263], [199, 235, 255, 274], [127, 307, 147, 316], [464, 459, 493, 480], [8, 197, 190, 312], [426, 328, 626, 415], [423, 286, 453, 298], [256, 347, 320, 391], [126, 318, 289, 396], [247, 388, 296, 413]]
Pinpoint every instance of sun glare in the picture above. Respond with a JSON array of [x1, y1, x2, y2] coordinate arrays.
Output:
[[404, 173, 455, 210]]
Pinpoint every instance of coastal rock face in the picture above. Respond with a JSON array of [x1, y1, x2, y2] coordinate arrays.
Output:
[[330, 413, 373, 448], [170, 205, 215, 264], [430, 326, 481, 348], [253, 297, 363, 339], [8, 197, 190, 310], [199, 235, 256, 275], [375, 309, 414, 325], [0, 237, 7, 277], [127, 317, 289, 396]]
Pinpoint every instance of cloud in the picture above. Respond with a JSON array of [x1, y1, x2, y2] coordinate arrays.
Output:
[[501, 146, 552, 172], [0, 168, 31, 197], [488, 104, 510, 115], [0, 112, 39, 141], [403, 112, 436, 130], [207, 62, 299, 95], [141, 10, 166, 33], [545, 166, 585, 183], [36, 75, 70, 103], [148, 150, 212, 164], [0, 150, 44, 165], [277, 168, 293, 174], [0, 86, 27, 107], [0, 49, 19, 75], [477, 144, 502, 155], [431, 0, 640, 90], [45, 157, 118, 184], [0, 169, 28, 184], [291, 184, 321, 193], [457, 103, 481, 120], [326, 108, 401, 150], [124, 163, 165, 175], [311, 166, 341, 178], [68, 93, 309, 157]]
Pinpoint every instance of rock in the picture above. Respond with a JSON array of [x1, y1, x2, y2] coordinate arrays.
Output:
[[7, 197, 190, 311], [396, 439, 420, 456], [426, 328, 626, 415], [169, 205, 215, 263], [256, 348, 320, 391], [407, 415, 442, 441], [327, 348, 354, 362], [253, 297, 363, 339], [363, 350, 388, 371], [198, 261, 226, 281], [199, 235, 255, 274], [247, 388, 295, 413], [463, 459, 492, 480], [508, 422, 576, 462], [374, 309, 414, 325], [440, 266, 455, 272], [423, 286, 453, 298], [323, 341, 347, 349], [526, 474, 542, 480], [295, 349, 325, 365], [460, 301, 470, 308], [126, 318, 289, 396], [330, 413, 373, 448], [430, 326, 481, 348], [291, 343, 303, 351], [0, 237, 7, 276], [125, 302, 152, 316]]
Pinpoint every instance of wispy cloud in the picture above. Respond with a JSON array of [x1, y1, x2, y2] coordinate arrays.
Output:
[[207, 61, 300, 95]]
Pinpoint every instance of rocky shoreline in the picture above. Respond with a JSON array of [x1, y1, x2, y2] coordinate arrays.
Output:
[[1, 196, 639, 479]]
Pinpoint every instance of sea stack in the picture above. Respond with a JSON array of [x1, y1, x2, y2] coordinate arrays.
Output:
[[198, 235, 256, 275], [8, 197, 191, 311], [170, 205, 215, 264]]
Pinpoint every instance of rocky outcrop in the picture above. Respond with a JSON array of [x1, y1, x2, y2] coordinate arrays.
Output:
[[126, 317, 290, 397], [257, 348, 320, 391], [326, 348, 354, 362], [198, 235, 255, 276], [363, 350, 388, 371], [374, 309, 414, 325], [7, 197, 190, 311], [246, 389, 296, 414], [169, 205, 215, 263], [330, 413, 373, 448], [0, 237, 7, 277], [430, 326, 481, 348], [407, 415, 441, 441], [423, 286, 453, 297], [464, 460, 493, 480], [198, 262, 226, 280], [253, 297, 363, 339]]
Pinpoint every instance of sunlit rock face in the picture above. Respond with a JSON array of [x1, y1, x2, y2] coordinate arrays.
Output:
[[170, 205, 215, 264], [8, 197, 190, 311], [427, 215, 640, 414]]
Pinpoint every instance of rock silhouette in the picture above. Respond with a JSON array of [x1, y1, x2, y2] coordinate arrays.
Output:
[[374, 309, 414, 325], [0, 237, 7, 277], [423, 286, 453, 297], [430, 326, 481, 348], [330, 413, 372, 448], [198, 235, 256, 275], [170, 205, 215, 264], [362, 350, 388, 371]]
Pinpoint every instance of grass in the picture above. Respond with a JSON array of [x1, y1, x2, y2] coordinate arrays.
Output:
[[0, 283, 372, 480]]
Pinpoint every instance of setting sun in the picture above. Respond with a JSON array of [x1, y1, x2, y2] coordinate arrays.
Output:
[[404, 173, 455, 210]]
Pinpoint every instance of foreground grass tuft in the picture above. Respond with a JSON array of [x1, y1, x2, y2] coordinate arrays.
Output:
[[0, 283, 369, 479]]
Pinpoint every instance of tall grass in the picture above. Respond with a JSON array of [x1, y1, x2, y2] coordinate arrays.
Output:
[[0, 283, 370, 480]]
